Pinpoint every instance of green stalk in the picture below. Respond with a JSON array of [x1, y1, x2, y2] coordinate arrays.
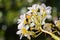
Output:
[[40, 27, 60, 40]]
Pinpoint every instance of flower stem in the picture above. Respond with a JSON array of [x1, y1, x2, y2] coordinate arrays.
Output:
[[40, 27, 60, 40], [34, 32, 42, 37]]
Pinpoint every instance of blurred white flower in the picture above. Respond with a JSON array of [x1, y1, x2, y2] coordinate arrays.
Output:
[[2, 25, 7, 31], [27, 0, 33, 3]]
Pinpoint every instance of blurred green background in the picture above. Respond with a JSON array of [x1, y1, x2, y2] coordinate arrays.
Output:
[[0, 0, 60, 40]]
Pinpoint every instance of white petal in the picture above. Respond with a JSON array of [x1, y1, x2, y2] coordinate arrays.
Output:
[[20, 15, 24, 19], [24, 34, 28, 37], [20, 35, 23, 39], [46, 6, 52, 11], [26, 11, 32, 15], [27, 7, 32, 10], [18, 22, 24, 29], [27, 35, 31, 40], [16, 30, 21, 35], [46, 6, 52, 14], [42, 21, 45, 25], [46, 15, 52, 19], [30, 23, 35, 27], [32, 4, 37, 8], [46, 10, 51, 15], [33, 4, 39, 9], [41, 3, 46, 8], [54, 20, 57, 24], [25, 35, 31, 39], [20, 14, 26, 20], [17, 19, 21, 24], [25, 25, 29, 30]]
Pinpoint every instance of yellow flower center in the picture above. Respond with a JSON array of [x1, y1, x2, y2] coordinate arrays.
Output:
[[32, 9, 38, 13], [32, 10, 35, 12], [22, 27, 28, 34]]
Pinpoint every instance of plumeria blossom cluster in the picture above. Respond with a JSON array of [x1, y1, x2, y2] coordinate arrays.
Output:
[[16, 3, 60, 40]]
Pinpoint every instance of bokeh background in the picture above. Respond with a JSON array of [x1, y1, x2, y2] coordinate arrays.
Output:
[[0, 0, 60, 40]]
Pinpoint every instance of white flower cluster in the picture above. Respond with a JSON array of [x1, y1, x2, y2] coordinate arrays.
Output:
[[16, 3, 52, 40]]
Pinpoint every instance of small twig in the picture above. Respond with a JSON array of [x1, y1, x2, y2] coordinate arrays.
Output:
[[52, 31, 57, 33], [35, 30, 40, 33], [35, 32, 42, 37]]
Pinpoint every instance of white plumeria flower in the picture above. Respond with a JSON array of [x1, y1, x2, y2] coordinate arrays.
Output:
[[17, 18, 30, 39], [39, 3, 52, 25], [16, 26, 31, 40], [40, 3, 52, 17], [27, 4, 40, 13]]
